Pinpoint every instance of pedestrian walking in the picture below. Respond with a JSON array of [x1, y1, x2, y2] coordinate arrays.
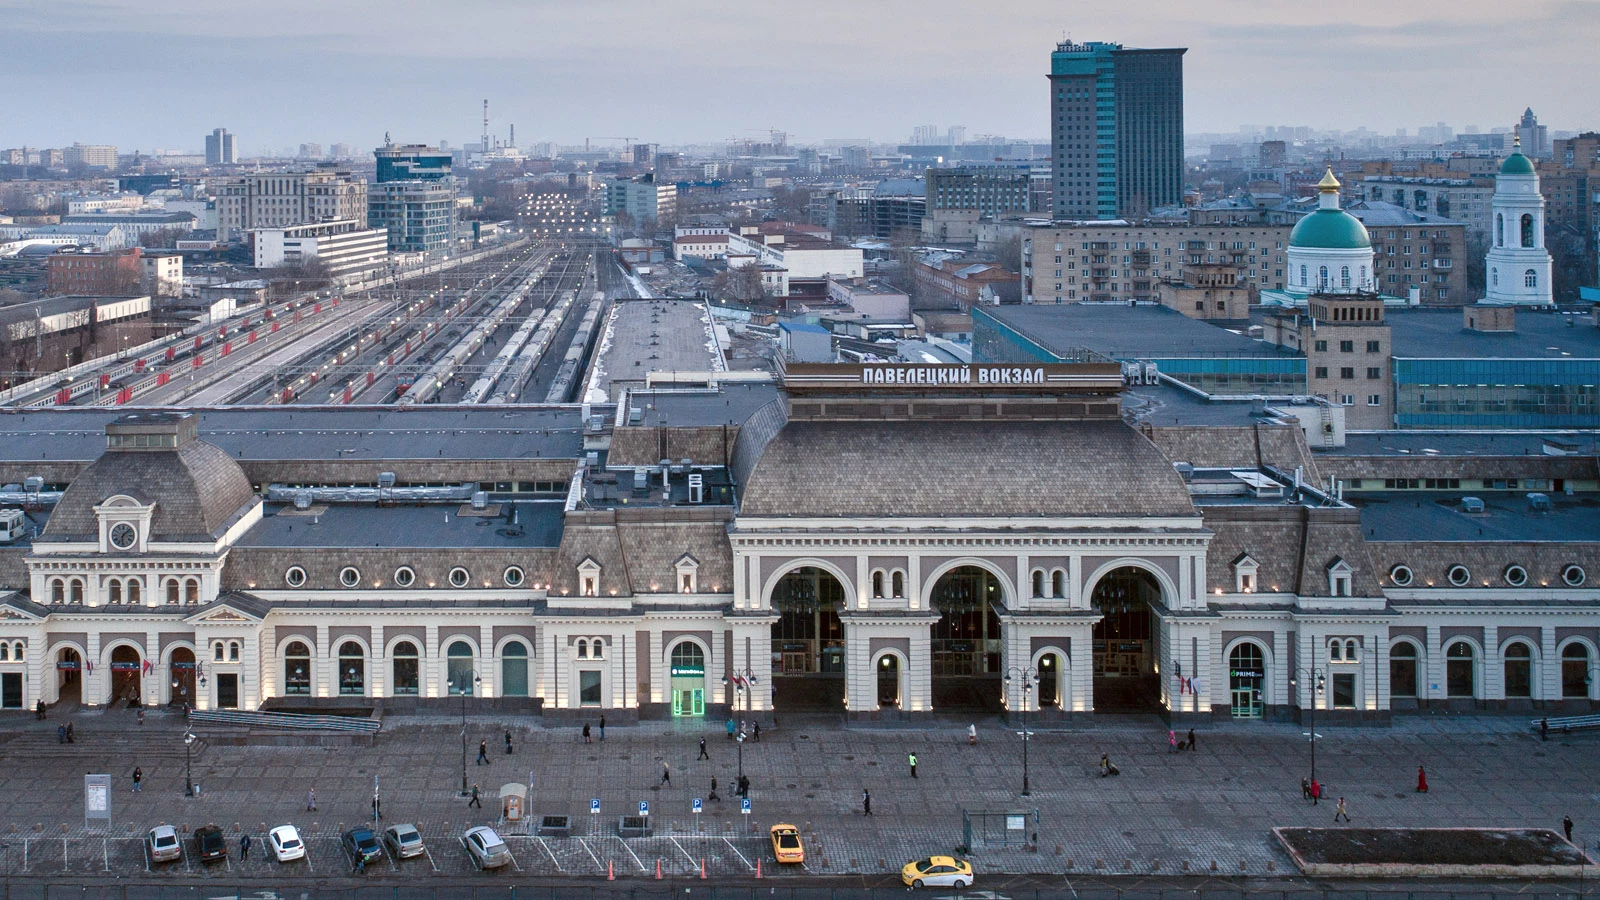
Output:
[[354, 855, 366, 875], [307, 788, 317, 811], [1101, 753, 1111, 777], [738, 774, 749, 797], [1416, 765, 1429, 793], [697, 737, 709, 760], [469, 783, 482, 808], [909, 752, 918, 779], [1301, 777, 1311, 801], [1186, 728, 1196, 751], [1168, 730, 1179, 753], [137, 707, 145, 726], [1334, 797, 1350, 823], [65, 722, 75, 743], [863, 788, 873, 816], [968, 724, 977, 745], [1540, 718, 1550, 742], [240, 833, 251, 860], [131, 766, 142, 793], [504, 730, 513, 755], [582, 723, 592, 743], [56, 724, 65, 744], [753, 722, 761, 742], [1310, 779, 1322, 805], [726, 716, 736, 740], [1563, 815, 1574, 842], [708, 778, 720, 803], [34, 699, 44, 721], [661, 762, 671, 785], [599, 714, 606, 741], [477, 739, 490, 765]]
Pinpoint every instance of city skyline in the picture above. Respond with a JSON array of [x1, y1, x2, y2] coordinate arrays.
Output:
[[1, 0, 1595, 152]]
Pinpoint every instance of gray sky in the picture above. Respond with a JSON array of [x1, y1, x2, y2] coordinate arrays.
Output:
[[3, 0, 1595, 153]]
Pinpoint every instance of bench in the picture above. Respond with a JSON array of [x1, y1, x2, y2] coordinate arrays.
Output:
[[1529, 715, 1600, 735], [191, 709, 381, 733]]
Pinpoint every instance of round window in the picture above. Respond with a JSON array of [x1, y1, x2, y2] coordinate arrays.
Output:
[[1389, 565, 1413, 586], [339, 566, 361, 588], [284, 566, 307, 588], [109, 522, 138, 550], [1503, 565, 1528, 587], [1447, 565, 1471, 587], [448, 567, 470, 588], [503, 566, 525, 587], [393, 566, 415, 588], [1562, 565, 1586, 587]]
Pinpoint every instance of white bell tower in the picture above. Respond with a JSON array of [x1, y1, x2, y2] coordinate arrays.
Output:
[[1484, 137, 1553, 306]]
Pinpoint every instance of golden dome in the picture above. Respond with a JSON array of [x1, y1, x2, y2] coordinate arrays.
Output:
[[1317, 167, 1341, 192]]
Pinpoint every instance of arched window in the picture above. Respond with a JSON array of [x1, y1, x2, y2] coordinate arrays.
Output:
[[1445, 642, 1476, 698], [1520, 213, 1534, 248], [590, 639, 605, 660], [0, 645, 9, 661], [1359, 265, 1367, 284], [1504, 642, 1533, 698], [69, 578, 84, 604], [670, 641, 704, 672], [1340, 266, 1351, 288], [213, 641, 225, 662], [229, 641, 240, 662], [891, 570, 905, 598], [127, 579, 140, 605], [576, 639, 588, 659], [107, 579, 122, 605], [1318, 265, 1329, 289], [1051, 570, 1066, 598], [1562, 644, 1592, 698], [10, 643, 20, 661], [391, 641, 419, 695], [338, 641, 365, 695], [446, 641, 475, 694], [1495, 213, 1504, 247], [1031, 569, 1045, 598], [50, 579, 64, 604], [501, 640, 529, 697], [165, 579, 180, 605], [1524, 269, 1537, 288], [1228, 642, 1266, 718], [871, 570, 884, 599], [1345, 639, 1359, 660], [1299, 265, 1307, 285], [1329, 641, 1342, 661], [1390, 642, 1418, 698], [184, 578, 199, 605], [284, 641, 311, 695]]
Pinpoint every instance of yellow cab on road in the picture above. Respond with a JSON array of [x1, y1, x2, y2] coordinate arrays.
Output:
[[901, 855, 974, 888], [769, 824, 804, 864]]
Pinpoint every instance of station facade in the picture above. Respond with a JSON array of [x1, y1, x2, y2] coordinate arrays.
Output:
[[0, 364, 1596, 724]]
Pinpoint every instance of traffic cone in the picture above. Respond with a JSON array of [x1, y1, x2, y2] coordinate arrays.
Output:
[[756, 859, 762, 879], [608, 860, 614, 880], [701, 858, 707, 879], [655, 858, 662, 880]]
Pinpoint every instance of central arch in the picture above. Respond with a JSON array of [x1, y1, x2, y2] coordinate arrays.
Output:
[[928, 564, 1006, 710], [1087, 564, 1166, 713], [768, 565, 846, 710]]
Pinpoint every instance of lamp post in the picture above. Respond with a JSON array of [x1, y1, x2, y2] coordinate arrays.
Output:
[[1289, 668, 1326, 784], [455, 669, 480, 796], [722, 668, 757, 783], [1004, 666, 1040, 796], [183, 730, 195, 797]]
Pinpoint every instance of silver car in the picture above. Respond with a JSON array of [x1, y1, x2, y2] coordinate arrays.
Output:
[[146, 825, 181, 864], [461, 826, 511, 869], [384, 823, 425, 859]]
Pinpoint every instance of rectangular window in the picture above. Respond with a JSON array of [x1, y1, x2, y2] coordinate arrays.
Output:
[[1340, 367, 1355, 379], [1314, 366, 1328, 378], [1366, 367, 1381, 379], [579, 670, 603, 706], [1339, 340, 1354, 353], [1366, 340, 1381, 353], [1368, 394, 1382, 406], [1332, 673, 1356, 708], [1314, 340, 1328, 352]]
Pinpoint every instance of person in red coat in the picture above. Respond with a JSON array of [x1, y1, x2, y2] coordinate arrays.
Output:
[[1416, 765, 1429, 793], [1310, 779, 1322, 805]]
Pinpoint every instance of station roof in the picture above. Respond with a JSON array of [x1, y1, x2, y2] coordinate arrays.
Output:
[[236, 500, 566, 549], [1387, 308, 1600, 359], [982, 304, 1295, 361], [1353, 491, 1600, 543]]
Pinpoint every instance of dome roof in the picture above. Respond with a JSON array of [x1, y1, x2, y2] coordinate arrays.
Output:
[[43, 434, 256, 542], [739, 420, 1196, 519], [1500, 152, 1535, 176], [1289, 208, 1371, 250]]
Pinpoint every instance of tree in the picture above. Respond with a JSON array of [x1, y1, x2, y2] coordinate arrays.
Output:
[[712, 264, 766, 303], [992, 233, 1024, 274], [265, 257, 332, 298], [138, 227, 186, 249]]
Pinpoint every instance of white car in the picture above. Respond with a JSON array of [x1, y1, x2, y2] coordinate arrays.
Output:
[[146, 825, 181, 864], [267, 825, 306, 862], [461, 825, 512, 869]]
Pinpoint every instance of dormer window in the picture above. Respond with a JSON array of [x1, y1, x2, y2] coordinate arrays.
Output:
[[674, 554, 699, 594], [1327, 558, 1353, 597], [577, 558, 602, 597], [1232, 553, 1259, 593]]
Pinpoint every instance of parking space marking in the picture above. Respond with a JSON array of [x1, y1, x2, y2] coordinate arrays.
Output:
[[578, 837, 602, 871], [19, 838, 25, 872], [302, 845, 313, 874], [181, 844, 192, 873], [143, 842, 150, 873], [419, 845, 439, 872], [614, 836, 646, 871], [506, 843, 522, 872], [102, 837, 109, 871], [722, 837, 754, 871], [670, 836, 696, 867], [535, 837, 563, 872], [61, 837, 67, 871]]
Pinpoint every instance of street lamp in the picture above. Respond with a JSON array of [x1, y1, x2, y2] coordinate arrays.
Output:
[[1289, 668, 1326, 784], [455, 669, 480, 796], [183, 730, 196, 797], [1004, 666, 1040, 796], [721, 668, 758, 783]]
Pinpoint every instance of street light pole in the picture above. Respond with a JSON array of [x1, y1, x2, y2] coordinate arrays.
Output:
[[1290, 668, 1326, 784], [458, 670, 479, 796], [183, 730, 195, 797], [1004, 666, 1039, 796], [723, 667, 757, 784]]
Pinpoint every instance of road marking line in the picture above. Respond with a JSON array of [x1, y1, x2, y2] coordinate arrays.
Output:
[[670, 836, 697, 868], [578, 837, 602, 871], [421, 845, 439, 873], [722, 837, 754, 870], [615, 836, 646, 871], [102, 837, 108, 871], [61, 837, 67, 871], [536, 837, 562, 871], [506, 845, 522, 872]]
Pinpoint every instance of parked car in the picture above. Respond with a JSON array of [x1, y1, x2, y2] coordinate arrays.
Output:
[[461, 825, 512, 869], [901, 855, 974, 888], [267, 825, 305, 862], [384, 823, 425, 859], [146, 825, 181, 863], [769, 824, 804, 864], [192, 824, 227, 863], [342, 827, 383, 865]]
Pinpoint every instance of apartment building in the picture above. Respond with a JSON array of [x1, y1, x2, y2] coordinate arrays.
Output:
[[216, 170, 368, 242], [1023, 221, 1292, 304]]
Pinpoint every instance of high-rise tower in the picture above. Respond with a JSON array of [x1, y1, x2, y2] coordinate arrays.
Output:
[[1049, 41, 1185, 220]]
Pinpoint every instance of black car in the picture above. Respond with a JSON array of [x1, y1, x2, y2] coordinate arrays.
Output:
[[193, 824, 227, 863], [342, 827, 382, 865]]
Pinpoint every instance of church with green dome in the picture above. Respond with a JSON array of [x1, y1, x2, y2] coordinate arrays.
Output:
[[1283, 169, 1376, 296]]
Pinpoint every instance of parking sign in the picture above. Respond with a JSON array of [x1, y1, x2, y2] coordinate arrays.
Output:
[[692, 798, 703, 814], [639, 800, 649, 816], [590, 798, 600, 814], [741, 797, 751, 815]]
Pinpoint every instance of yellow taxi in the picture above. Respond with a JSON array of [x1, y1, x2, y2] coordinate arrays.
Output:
[[769, 824, 804, 864], [901, 855, 974, 888]]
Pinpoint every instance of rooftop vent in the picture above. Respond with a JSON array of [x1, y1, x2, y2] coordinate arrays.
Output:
[[1527, 492, 1552, 511], [471, 491, 488, 510], [1460, 496, 1485, 513], [377, 471, 396, 489]]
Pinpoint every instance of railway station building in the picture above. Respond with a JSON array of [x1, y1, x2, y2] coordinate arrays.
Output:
[[0, 364, 1596, 724]]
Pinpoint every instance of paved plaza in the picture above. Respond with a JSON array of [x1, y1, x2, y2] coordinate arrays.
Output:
[[0, 706, 1594, 883]]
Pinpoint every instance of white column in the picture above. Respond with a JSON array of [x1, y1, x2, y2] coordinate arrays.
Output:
[[424, 624, 441, 698], [907, 630, 932, 712], [315, 624, 330, 698], [1540, 626, 1559, 703], [1015, 554, 1030, 610], [85, 632, 102, 707], [1481, 626, 1501, 700], [143, 631, 160, 708], [478, 624, 495, 698], [907, 555, 922, 611], [370, 625, 386, 698], [1068, 555, 1083, 607], [1424, 624, 1443, 702], [855, 554, 869, 609]]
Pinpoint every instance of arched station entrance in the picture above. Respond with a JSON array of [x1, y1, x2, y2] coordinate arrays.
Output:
[[109, 645, 142, 706], [669, 641, 707, 717], [55, 648, 82, 705], [769, 567, 845, 709], [169, 647, 196, 707], [1091, 566, 1162, 712], [930, 565, 1004, 710]]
